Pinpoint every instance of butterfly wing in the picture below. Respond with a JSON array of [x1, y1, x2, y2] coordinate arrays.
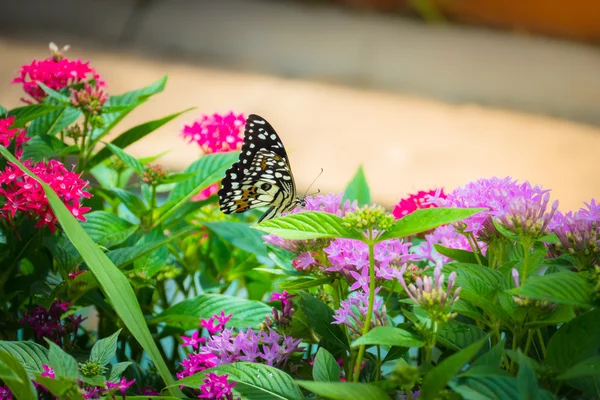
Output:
[[218, 114, 298, 218]]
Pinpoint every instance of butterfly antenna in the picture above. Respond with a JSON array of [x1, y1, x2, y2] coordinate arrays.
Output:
[[304, 168, 324, 198]]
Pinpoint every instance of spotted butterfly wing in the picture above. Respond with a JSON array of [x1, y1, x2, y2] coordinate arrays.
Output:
[[218, 114, 304, 222]]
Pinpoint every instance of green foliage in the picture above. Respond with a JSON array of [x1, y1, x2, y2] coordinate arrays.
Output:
[[343, 165, 371, 206], [313, 348, 341, 382], [255, 211, 362, 240], [296, 381, 390, 400], [351, 326, 424, 348]]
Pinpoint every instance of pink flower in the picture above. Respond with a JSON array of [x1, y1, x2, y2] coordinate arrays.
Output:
[[182, 112, 246, 154], [181, 331, 206, 349], [198, 373, 237, 400], [192, 183, 219, 201], [0, 159, 92, 232], [0, 385, 12, 400], [199, 312, 233, 336], [393, 189, 445, 219], [0, 116, 30, 158], [69, 82, 108, 115], [413, 224, 485, 264], [13, 52, 104, 103], [106, 377, 135, 398], [41, 364, 55, 379]]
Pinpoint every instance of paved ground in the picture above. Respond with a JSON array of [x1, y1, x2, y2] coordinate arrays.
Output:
[[1, 38, 598, 212]]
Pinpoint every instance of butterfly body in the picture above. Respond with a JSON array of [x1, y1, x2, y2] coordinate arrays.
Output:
[[218, 114, 305, 222]]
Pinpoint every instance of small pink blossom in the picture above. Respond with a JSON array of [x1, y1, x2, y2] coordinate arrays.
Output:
[[181, 331, 206, 349], [182, 112, 246, 154], [0, 116, 30, 158], [198, 373, 237, 400], [106, 377, 135, 398], [41, 364, 55, 379], [393, 189, 445, 219]]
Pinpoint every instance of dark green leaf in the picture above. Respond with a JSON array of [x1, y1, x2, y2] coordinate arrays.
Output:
[[0, 348, 37, 400], [517, 352, 539, 400], [437, 321, 486, 351], [204, 221, 270, 262], [524, 305, 575, 328], [471, 340, 505, 370], [28, 107, 82, 136], [8, 104, 64, 128], [47, 340, 78, 379], [90, 329, 121, 366], [380, 208, 485, 241], [81, 211, 136, 248], [104, 143, 144, 172], [151, 294, 271, 330], [20, 135, 76, 162], [434, 245, 487, 266], [420, 337, 488, 400], [296, 381, 390, 400], [176, 362, 304, 400], [133, 228, 169, 278], [343, 165, 370, 206], [557, 355, 600, 380], [299, 293, 348, 350], [109, 361, 132, 382], [351, 326, 424, 348], [35, 376, 84, 400], [313, 348, 341, 382], [511, 270, 594, 307], [110, 188, 148, 217], [255, 211, 362, 241], [0, 341, 48, 377]]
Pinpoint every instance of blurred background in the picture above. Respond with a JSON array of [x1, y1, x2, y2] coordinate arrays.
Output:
[[0, 0, 599, 211]]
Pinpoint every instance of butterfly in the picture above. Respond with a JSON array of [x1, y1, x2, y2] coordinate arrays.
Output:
[[218, 114, 306, 223]]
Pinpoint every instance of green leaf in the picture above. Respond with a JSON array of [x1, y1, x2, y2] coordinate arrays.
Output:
[[176, 362, 304, 400], [557, 355, 600, 380], [380, 208, 485, 241], [0, 348, 37, 400], [109, 361, 132, 382], [35, 376, 84, 400], [20, 135, 76, 162], [110, 188, 148, 217], [0, 341, 48, 377], [313, 348, 341, 382], [299, 292, 348, 350], [255, 211, 361, 241], [510, 270, 594, 307], [471, 340, 505, 370], [0, 105, 6, 115], [434, 244, 487, 266], [133, 228, 169, 277], [104, 142, 144, 172], [36, 82, 71, 104], [351, 326, 424, 348], [343, 165, 370, 206], [47, 340, 79, 379], [524, 305, 575, 328], [28, 106, 82, 136], [450, 376, 525, 400], [0, 147, 182, 397], [546, 308, 600, 374], [437, 321, 486, 351], [86, 108, 192, 169], [90, 329, 121, 366], [517, 351, 539, 400], [296, 381, 390, 400], [81, 211, 136, 248], [420, 336, 488, 400], [159, 171, 199, 185], [279, 277, 333, 291], [8, 104, 64, 128], [151, 294, 272, 330], [204, 221, 270, 260]]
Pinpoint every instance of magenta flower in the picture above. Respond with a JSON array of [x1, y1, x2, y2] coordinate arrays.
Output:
[[181, 331, 206, 349], [0, 385, 12, 400], [182, 112, 246, 154], [13, 50, 104, 103], [140, 386, 160, 396], [199, 312, 232, 336], [198, 373, 237, 400], [0, 160, 92, 233], [106, 377, 135, 398], [268, 291, 296, 328], [333, 290, 387, 338], [69, 82, 108, 115], [0, 116, 30, 158], [41, 364, 55, 379], [177, 352, 218, 380], [20, 299, 75, 344], [393, 189, 445, 219], [82, 387, 100, 399]]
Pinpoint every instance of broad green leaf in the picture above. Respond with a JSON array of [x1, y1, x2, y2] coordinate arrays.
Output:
[[47, 341, 78, 379], [110, 188, 148, 217], [343, 165, 370, 206], [379, 208, 485, 241], [510, 270, 594, 307], [86, 108, 192, 169], [517, 352, 539, 400], [313, 348, 341, 382], [546, 308, 600, 374], [109, 361, 132, 382], [81, 211, 136, 248], [0, 348, 37, 400], [557, 355, 600, 380], [151, 294, 271, 330], [154, 152, 239, 227], [0, 341, 48, 377], [434, 244, 487, 266], [90, 329, 121, 366], [351, 326, 424, 348], [204, 221, 270, 261], [448, 263, 502, 287], [104, 142, 144, 172], [27, 106, 82, 136], [160, 171, 198, 184], [279, 277, 333, 291], [524, 305, 575, 328], [296, 381, 390, 400], [176, 362, 304, 400], [36, 82, 72, 104], [0, 147, 181, 396], [471, 340, 505, 370], [420, 336, 488, 400], [255, 211, 361, 241], [20, 135, 77, 162], [133, 228, 169, 278], [35, 376, 84, 400], [8, 104, 64, 128], [449, 376, 534, 400], [437, 321, 486, 351], [299, 293, 348, 350]]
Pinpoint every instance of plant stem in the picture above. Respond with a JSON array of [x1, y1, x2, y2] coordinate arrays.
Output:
[[353, 230, 376, 382], [522, 239, 531, 280], [77, 116, 89, 172], [466, 233, 483, 265], [523, 329, 534, 356], [536, 329, 546, 358]]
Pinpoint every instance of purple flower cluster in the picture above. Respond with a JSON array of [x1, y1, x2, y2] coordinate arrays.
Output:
[[19, 300, 85, 344], [198, 373, 238, 400], [0, 385, 12, 400], [413, 224, 484, 264], [333, 290, 387, 338], [266, 291, 295, 329], [430, 177, 558, 241], [550, 199, 600, 269]]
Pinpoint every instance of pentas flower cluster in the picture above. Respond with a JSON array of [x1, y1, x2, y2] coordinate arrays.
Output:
[[0, 159, 92, 232], [69, 82, 108, 116], [182, 112, 246, 199], [0, 116, 30, 158], [19, 300, 85, 344], [393, 189, 445, 219], [430, 177, 558, 241], [265, 291, 295, 329], [198, 373, 238, 400], [0, 384, 11, 400], [413, 224, 483, 264], [13, 45, 104, 103], [333, 290, 388, 339], [550, 199, 600, 269]]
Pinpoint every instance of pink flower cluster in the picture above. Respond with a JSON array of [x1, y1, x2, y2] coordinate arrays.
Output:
[[182, 112, 246, 154], [412, 224, 483, 264], [0, 159, 92, 232], [13, 56, 104, 103], [19, 300, 85, 344], [0, 116, 30, 158], [333, 290, 387, 338], [198, 373, 238, 400], [393, 189, 445, 219], [0, 384, 12, 400]]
